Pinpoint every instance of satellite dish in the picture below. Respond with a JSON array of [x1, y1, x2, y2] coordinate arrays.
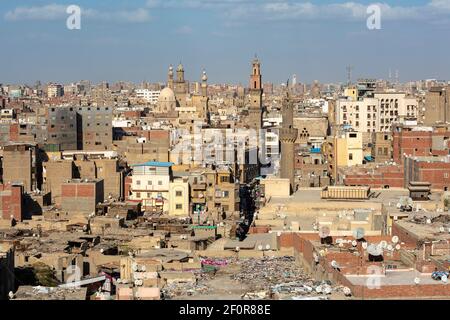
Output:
[[426, 219, 432, 224], [235, 247, 240, 252], [392, 236, 399, 244], [266, 244, 271, 250], [338, 243, 344, 248], [8, 291, 14, 300], [387, 245, 393, 251], [414, 277, 421, 285], [367, 244, 383, 256], [395, 244, 401, 250], [362, 242, 368, 250], [315, 285, 323, 294], [258, 245, 263, 251], [353, 228, 365, 240], [277, 232, 282, 237], [343, 287, 352, 296], [380, 241, 388, 249], [116, 278, 122, 284], [319, 226, 331, 239], [100, 248, 104, 254], [331, 260, 339, 269], [352, 240, 357, 247], [132, 263, 138, 272], [323, 285, 332, 295], [141, 265, 146, 272]]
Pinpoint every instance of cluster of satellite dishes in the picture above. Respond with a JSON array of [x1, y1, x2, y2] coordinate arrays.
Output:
[[131, 263, 147, 273], [257, 244, 272, 251]]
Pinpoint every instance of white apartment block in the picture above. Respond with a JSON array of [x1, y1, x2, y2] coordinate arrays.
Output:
[[135, 89, 160, 104], [336, 92, 418, 133]]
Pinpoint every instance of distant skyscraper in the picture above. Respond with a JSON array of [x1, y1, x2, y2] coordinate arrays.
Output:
[[292, 74, 297, 87]]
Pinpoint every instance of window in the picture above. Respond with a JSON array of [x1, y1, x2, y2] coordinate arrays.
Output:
[[148, 180, 152, 185], [223, 191, 230, 198], [176, 191, 183, 197], [349, 153, 353, 161], [176, 204, 183, 210], [136, 180, 141, 185], [136, 192, 141, 199], [158, 180, 163, 186]]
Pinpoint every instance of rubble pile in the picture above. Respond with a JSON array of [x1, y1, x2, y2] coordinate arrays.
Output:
[[231, 256, 344, 300], [161, 271, 214, 299]]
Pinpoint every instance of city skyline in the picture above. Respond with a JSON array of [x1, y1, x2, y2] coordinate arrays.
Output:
[[1, 0, 450, 84]]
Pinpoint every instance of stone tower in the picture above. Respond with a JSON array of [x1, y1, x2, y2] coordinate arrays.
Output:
[[168, 65, 174, 90], [248, 57, 263, 130], [279, 89, 298, 194]]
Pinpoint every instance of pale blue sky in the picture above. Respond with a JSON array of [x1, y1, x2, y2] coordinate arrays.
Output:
[[0, 0, 449, 85]]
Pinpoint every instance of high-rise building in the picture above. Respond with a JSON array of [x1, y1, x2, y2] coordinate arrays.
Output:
[[47, 83, 64, 98]]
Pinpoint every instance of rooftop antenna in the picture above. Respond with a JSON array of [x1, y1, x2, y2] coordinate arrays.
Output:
[[346, 66, 353, 85]]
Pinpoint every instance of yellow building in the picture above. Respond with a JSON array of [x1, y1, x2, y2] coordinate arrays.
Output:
[[324, 131, 363, 182], [344, 85, 358, 101], [169, 178, 190, 217]]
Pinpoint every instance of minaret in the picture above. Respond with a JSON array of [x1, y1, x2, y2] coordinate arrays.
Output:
[[248, 56, 263, 130], [279, 88, 298, 194], [168, 64, 174, 89], [201, 69, 208, 97], [177, 63, 185, 82]]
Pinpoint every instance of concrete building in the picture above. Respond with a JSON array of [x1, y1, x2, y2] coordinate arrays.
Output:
[[1, 144, 34, 192], [135, 89, 160, 104], [128, 162, 173, 213], [61, 179, 104, 214], [336, 92, 418, 133], [424, 85, 450, 125], [324, 131, 363, 182], [168, 178, 190, 217], [76, 106, 113, 150], [39, 106, 78, 151], [371, 132, 393, 163], [43, 152, 124, 204], [47, 83, 64, 98]]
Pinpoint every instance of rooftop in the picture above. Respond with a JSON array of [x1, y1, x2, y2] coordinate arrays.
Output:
[[132, 161, 174, 168]]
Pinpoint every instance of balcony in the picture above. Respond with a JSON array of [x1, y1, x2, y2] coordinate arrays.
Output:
[[192, 183, 207, 191]]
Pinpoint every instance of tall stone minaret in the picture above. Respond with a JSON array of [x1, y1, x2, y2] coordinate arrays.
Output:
[[201, 69, 208, 97], [279, 88, 298, 194], [168, 64, 174, 89], [248, 56, 263, 130]]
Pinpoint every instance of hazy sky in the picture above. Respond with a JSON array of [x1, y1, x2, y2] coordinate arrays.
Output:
[[1, 0, 450, 85]]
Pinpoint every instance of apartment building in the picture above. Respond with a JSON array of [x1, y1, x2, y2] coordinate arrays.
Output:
[[128, 161, 189, 216], [336, 92, 418, 133], [135, 89, 160, 104]]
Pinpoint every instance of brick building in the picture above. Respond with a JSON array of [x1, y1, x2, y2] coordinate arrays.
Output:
[[61, 179, 104, 214], [0, 184, 24, 221], [404, 156, 450, 191]]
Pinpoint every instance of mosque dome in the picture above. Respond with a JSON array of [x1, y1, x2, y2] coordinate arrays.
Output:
[[158, 87, 176, 103]]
